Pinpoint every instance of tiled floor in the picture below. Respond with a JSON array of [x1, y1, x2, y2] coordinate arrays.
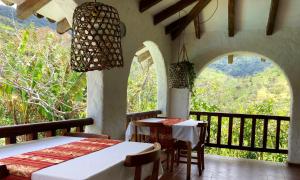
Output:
[[160, 155, 300, 180]]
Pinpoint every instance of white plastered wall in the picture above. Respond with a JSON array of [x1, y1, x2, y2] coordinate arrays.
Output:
[[82, 0, 172, 139], [169, 28, 300, 164]]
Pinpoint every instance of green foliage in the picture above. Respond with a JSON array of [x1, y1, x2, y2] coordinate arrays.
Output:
[[127, 57, 157, 113], [191, 59, 291, 162], [0, 24, 87, 126], [186, 61, 196, 93]]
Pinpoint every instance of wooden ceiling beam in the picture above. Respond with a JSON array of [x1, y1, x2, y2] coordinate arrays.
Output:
[[56, 18, 71, 34], [139, 0, 162, 13], [165, 0, 211, 40], [266, 0, 280, 35], [153, 0, 197, 25], [1, 0, 14, 6], [228, 0, 235, 37], [194, 14, 201, 39], [16, 0, 51, 20]]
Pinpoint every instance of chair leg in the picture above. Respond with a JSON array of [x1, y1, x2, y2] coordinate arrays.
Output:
[[201, 148, 205, 170], [197, 148, 202, 176], [170, 149, 174, 172], [176, 147, 180, 166], [166, 151, 170, 171]]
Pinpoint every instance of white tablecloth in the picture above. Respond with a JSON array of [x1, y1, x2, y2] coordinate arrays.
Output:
[[0, 136, 160, 180], [125, 118, 203, 148]]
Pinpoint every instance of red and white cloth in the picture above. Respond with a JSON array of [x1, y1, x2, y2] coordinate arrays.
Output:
[[0, 138, 121, 179], [0, 136, 158, 180]]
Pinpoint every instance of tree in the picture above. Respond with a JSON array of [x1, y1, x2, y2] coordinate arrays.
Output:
[[0, 24, 86, 125]]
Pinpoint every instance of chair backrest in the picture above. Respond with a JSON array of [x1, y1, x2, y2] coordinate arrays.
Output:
[[124, 143, 161, 180], [132, 121, 165, 143], [197, 122, 208, 146]]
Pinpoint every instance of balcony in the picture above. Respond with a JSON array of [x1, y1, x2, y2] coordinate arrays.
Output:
[[161, 155, 299, 180], [126, 110, 298, 179]]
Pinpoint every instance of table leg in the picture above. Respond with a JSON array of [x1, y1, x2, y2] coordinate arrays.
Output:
[[186, 141, 192, 180]]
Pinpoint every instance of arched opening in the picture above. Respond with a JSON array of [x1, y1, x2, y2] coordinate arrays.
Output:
[[0, 4, 87, 145], [127, 41, 167, 114], [190, 52, 292, 162]]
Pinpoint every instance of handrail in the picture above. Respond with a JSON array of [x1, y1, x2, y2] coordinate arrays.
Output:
[[0, 118, 94, 145], [190, 111, 290, 121], [189, 111, 289, 154]]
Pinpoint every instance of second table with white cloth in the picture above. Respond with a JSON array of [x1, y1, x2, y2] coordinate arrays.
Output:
[[125, 118, 204, 148]]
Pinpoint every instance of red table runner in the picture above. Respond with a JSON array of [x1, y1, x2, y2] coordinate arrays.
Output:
[[160, 118, 186, 126], [0, 138, 121, 180]]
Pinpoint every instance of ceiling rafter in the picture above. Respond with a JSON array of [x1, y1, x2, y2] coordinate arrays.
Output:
[[194, 14, 201, 39], [16, 0, 51, 19], [165, 0, 211, 40], [139, 0, 162, 13], [266, 0, 280, 35], [1, 0, 14, 6], [56, 18, 71, 34], [228, 0, 235, 37], [153, 0, 197, 25]]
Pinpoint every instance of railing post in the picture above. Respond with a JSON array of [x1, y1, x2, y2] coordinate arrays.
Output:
[[275, 119, 281, 150], [196, 114, 200, 121], [251, 118, 256, 148], [5, 136, 16, 145], [217, 115, 222, 145], [228, 116, 233, 146], [239, 117, 245, 147], [263, 118, 269, 149], [207, 115, 211, 144]]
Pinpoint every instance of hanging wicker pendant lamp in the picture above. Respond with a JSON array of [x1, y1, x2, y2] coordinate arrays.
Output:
[[71, 2, 123, 72]]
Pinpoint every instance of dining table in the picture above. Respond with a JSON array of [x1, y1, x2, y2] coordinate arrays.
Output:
[[0, 136, 161, 180]]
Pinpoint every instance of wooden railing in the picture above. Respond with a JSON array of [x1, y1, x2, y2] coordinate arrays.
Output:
[[126, 110, 162, 128], [0, 118, 94, 145], [190, 111, 290, 154]]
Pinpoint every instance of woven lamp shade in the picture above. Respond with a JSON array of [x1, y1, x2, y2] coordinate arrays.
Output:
[[71, 2, 123, 72]]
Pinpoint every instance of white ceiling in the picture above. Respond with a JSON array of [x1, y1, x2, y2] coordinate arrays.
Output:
[[10, 0, 300, 35], [141, 0, 300, 33]]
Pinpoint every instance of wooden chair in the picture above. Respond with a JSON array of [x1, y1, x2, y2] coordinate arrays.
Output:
[[176, 122, 208, 179], [64, 132, 110, 139], [124, 143, 161, 180], [132, 121, 175, 172]]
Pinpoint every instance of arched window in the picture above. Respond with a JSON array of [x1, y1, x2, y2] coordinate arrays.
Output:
[[191, 54, 291, 116], [0, 5, 87, 126], [191, 53, 291, 162], [127, 41, 167, 113]]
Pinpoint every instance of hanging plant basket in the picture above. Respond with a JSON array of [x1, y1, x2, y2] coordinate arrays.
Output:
[[169, 45, 196, 92]]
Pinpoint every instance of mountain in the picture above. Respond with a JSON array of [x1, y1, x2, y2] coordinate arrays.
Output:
[[0, 5, 56, 30], [208, 56, 273, 77]]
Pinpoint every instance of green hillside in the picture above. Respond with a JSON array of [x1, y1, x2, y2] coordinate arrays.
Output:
[[191, 64, 291, 116], [191, 63, 291, 162]]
